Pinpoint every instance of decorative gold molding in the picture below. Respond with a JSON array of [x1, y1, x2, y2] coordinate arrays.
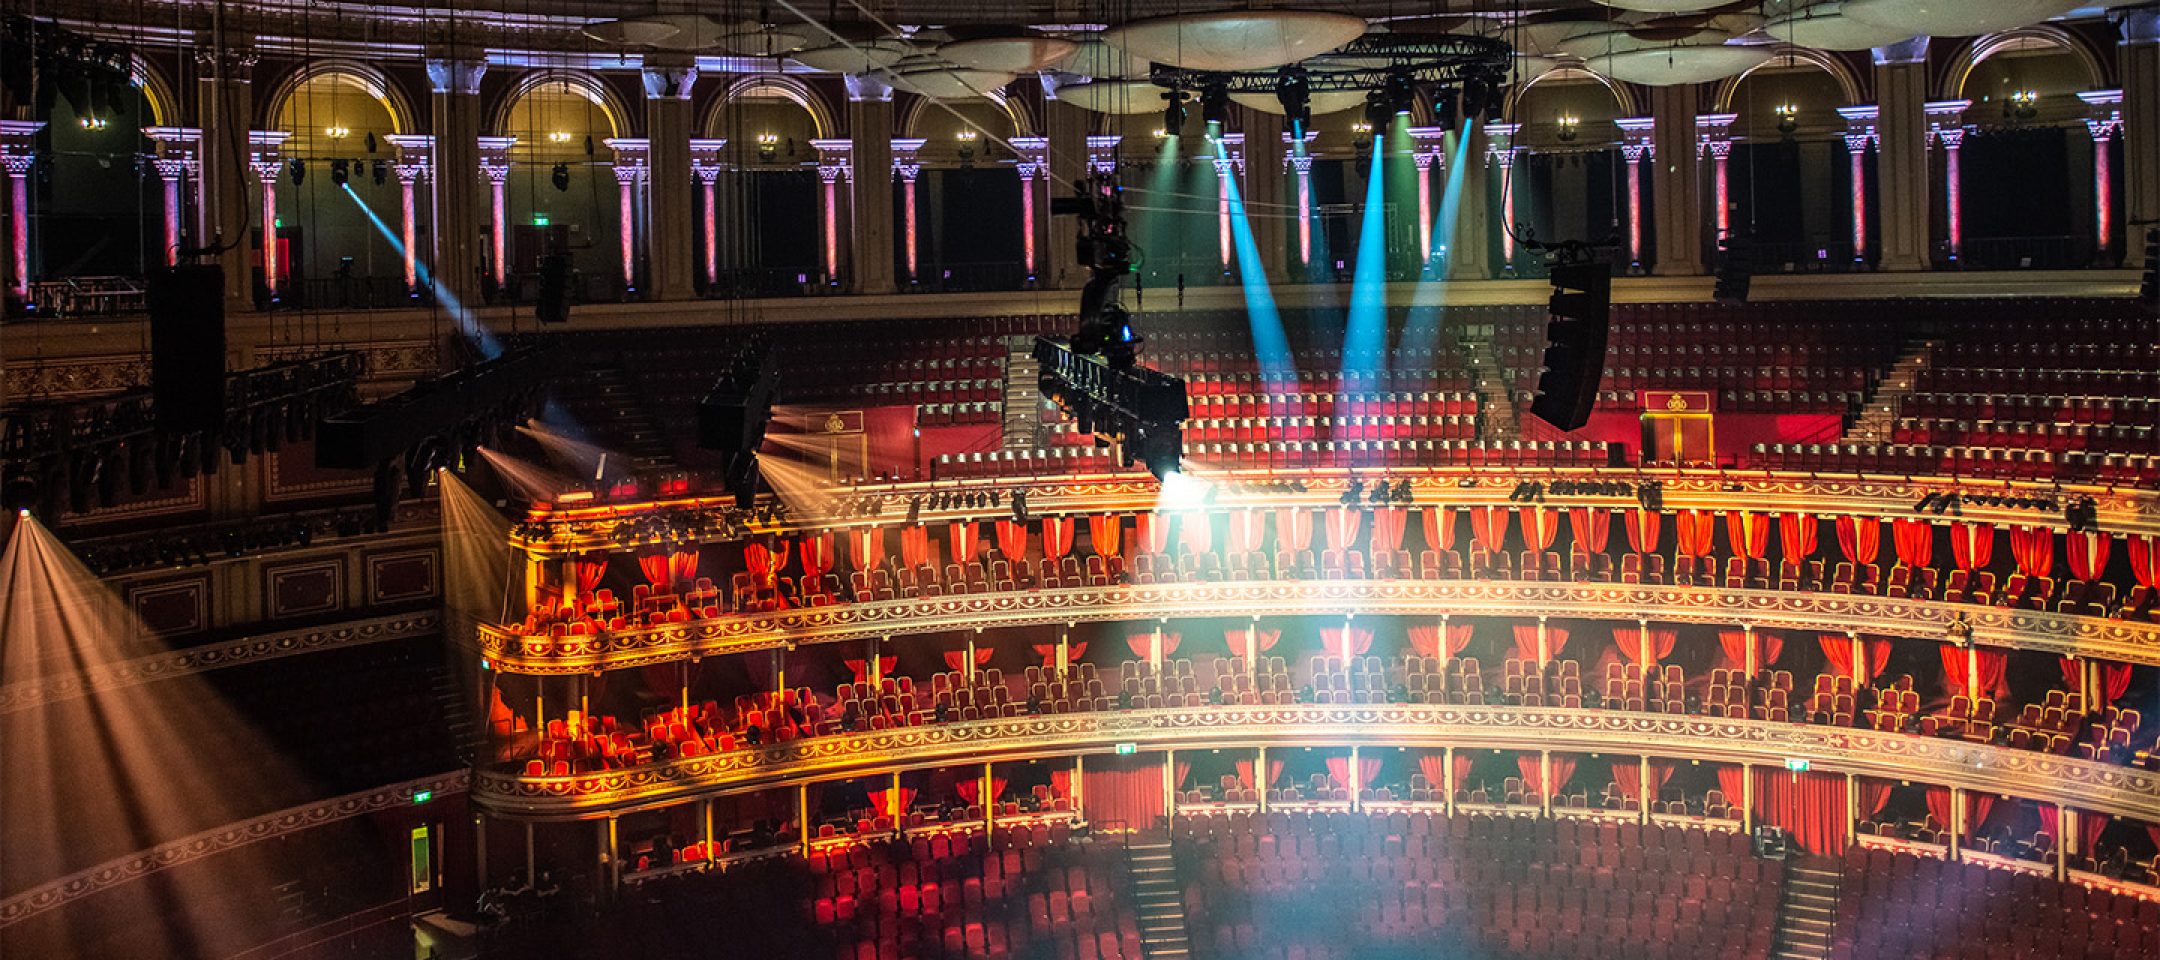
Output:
[[474, 579, 2160, 675], [469, 706, 2160, 823], [0, 770, 466, 929], [0, 612, 441, 716]]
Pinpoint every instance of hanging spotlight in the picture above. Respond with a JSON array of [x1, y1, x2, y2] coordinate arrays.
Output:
[[1362, 89, 1394, 136], [1461, 74, 1491, 126], [1275, 66, 1311, 137], [1433, 84, 1460, 131], [551, 162, 571, 192], [1161, 89, 1189, 136], [372, 158, 388, 186], [288, 158, 306, 185], [1383, 69, 1417, 117], [329, 158, 349, 187], [1199, 82, 1230, 130], [584, 134, 596, 156], [364, 131, 377, 153]]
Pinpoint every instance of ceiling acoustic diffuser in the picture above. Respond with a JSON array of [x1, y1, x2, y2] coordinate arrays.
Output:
[[1103, 10, 1368, 73], [1588, 43, 1775, 86], [1839, 0, 2082, 37]]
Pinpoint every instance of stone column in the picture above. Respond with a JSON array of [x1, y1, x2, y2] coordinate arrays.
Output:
[[812, 140, 853, 288], [1446, 122, 1492, 281], [1212, 134, 1243, 274], [613, 163, 641, 292], [1011, 137, 1049, 283], [1488, 124, 1520, 275], [642, 62, 697, 301], [195, 49, 258, 309], [145, 127, 202, 268], [1837, 106, 1879, 265], [477, 137, 515, 289], [1042, 84, 1092, 290], [892, 139, 924, 283], [2121, 10, 2160, 268], [1649, 84, 1706, 276], [426, 56, 487, 308], [383, 134, 436, 295], [0, 123, 41, 303], [691, 139, 726, 292], [1616, 117, 1655, 273], [1873, 38, 1932, 272], [1242, 110, 1288, 282], [1926, 102, 1971, 264], [2079, 90, 2125, 262], [247, 133, 289, 300], [846, 75, 897, 295]]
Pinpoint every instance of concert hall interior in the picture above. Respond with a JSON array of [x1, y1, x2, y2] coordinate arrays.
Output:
[[3, 2, 2160, 959]]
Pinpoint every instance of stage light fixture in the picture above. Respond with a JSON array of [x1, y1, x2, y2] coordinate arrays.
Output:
[[288, 158, 306, 186], [551, 163, 571, 192], [1461, 73, 1493, 124], [372, 159, 388, 186], [1433, 85, 1459, 131], [1383, 69, 1417, 116], [1200, 82, 1230, 129], [1362, 89, 1394, 136], [329, 158, 350, 187], [1161, 89, 1188, 136], [1275, 66, 1311, 136]]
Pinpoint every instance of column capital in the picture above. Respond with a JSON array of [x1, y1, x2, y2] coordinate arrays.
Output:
[[425, 58, 487, 96], [0, 119, 46, 159], [1086, 135, 1122, 175], [2077, 89, 2124, 141], [192, 48, 259, 78], [152, 158, 194, 181], [1872, 36, 1931, 65], [1924, 100, 1971, 142], [0, 155, 34, 178], [604, 137, 651, 169], [384, 133, 436, 166], [1694, 112, 1737, 156], [1836, 105, 1880, 151], [891, 138, 925, 180], [143, 125, 201, 162], [1288, 154, 1315, 174], [641, 64, 698, 100], [248, 130, 291, 167], [613, 164, 644, 186], [811, 139, 853, 182], [691, 138, 728, 181], [1483, 122, 1518, 166], [2118, 9, 2160, 45], [845, 73, 895, 103]]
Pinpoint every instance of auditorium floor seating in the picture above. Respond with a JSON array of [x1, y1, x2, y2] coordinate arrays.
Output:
[[1834, 846, 2160, 960]]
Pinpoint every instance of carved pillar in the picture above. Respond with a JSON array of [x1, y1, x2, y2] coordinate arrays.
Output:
[[1616, 117, 1655, 273], [1696, 113, 1736, 263], [847, 75, 897, 295], [0, 124, 40, 302], [145, 127, 201, 268], [891, 139, 924, 283], [604, 138, 649, 294], [1487, 124, 1520, 275], [247, 133, 290, 300], [477, 137, 515, 289], [426, 56, 487, 308], [1012, 137, 1049, 283], [812, 140, 853, 287], [1042, 93, 1091, 290], [1926, 102, 1972, 264], [642, 63, 698, 301], [195, 49, 258, 308], [2122, 11, 2160, 268], [2079, 90, 2125, 261], [383, 134, 436, 294], [1650, 84, 1706, 276], [1211, 134, 1243, 274], [1837, 106, 1879, 265], [1873, 38, 1932, 272], [1292, 152, 1316, 272], [691, 139, 726, 291]]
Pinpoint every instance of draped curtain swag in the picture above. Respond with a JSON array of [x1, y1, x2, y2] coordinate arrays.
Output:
[[1089, 515, 1124, 559], [1726, 511, 1769, 560], [1040, 517, 1076, 560], [1423, 507, 1456, 551], [1471, 507, 1512, 553], [2010, 527, 2054, 578], [1675, 510, 1717, 558], [1225, 628, 1282, 658], [1569, 508, 1610, 553], [1276, 509, 1315, 552], [1836, 516, 1880, 566], [1519, 507, 1561, 552], [1891, 520, 1933, 568], [1625, 509, 1662, 554], [1408, 623, 1474, 658], [849, 527, 886, 571], [1778, 512, 1818, 559]]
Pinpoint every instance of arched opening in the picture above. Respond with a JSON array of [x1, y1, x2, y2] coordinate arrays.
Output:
[[1950, 36, 2109, 268], [267, 68, 408, 306], [30, 67, 162, 285], [499, 76, 627, 300], [1508, 72, 1632, 278], [902, 98, 1026, 290], [1720, 58, 1864, 271], [704, 86, 825, 295]]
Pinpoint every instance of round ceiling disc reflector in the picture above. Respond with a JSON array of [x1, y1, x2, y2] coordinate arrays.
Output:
[[791, 41, 915, 74], [1761, 3, 1917, 51], [938, 37, 1080, 73], [1588, 44, 1775, 86], [889, 68, 1013, 100], [1841, 0, 2080, 37], [1230, 89, 1369, 117], [1058, 80, 1171, 114], [1103, 10, 1368, 73]]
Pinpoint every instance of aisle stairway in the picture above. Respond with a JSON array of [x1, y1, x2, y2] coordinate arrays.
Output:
[[583, 366, 675, 471], [1770, 855, 1843, 960], [1462, 338, 1520, 441], [1002, 338, 1041, 449], [1123, 837, 1191, 960], [1846, 339, 1939, 442]]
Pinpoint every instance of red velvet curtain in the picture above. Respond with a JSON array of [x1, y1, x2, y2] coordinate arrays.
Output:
[[995, 520, 1030, 560], [1924, 787, 1952, 832], [1511, 624, 1542, 662], [1625, 509, 1661, 554], [1717, 630, 1782, 670], [1675, 510, 1717, 558], [799, 535, 833, 578], [1569, 508, 1610, 553], [870, 788, 917, 818], [1360, 757, 1381, 789], [1321, 627, 1374, 659], [2010, 527, 2055, 578], [1125, 631, 1181, 660], [943, 648, 994, 671], [640, 552, 674, 587], [1423, 507, 1456, 552], [1611, 761, 1671, 801], [1837, 516, 1881, 566], [1224, 628, 1281, 659], [1226, 511, 1267, 555], [1514, 756, 1574, 797], [949, 522, 982, 564], [849, 528, 886, 571], [1041, 517, 1076, 560], [1779, 513, 1818, 559], [1716, 766, 1746, 809], [1134, 514, 1170, 555], [2067, 532, 2112, 581], [1939, 645, 2007, 698], [1614, 626, 1676, 666], [1818, 634, 1887, 682], [1471, 507, 1512, 553], [1892, 520, 1933, 567], [1454, 754, 1474, 789], [1235, 759, 1255, 789], [1276, 509, 1315, 552], [1371, 508, 1408, 554], [1519, 507, 1560, 552], [1726, 512, 1769, 560], [1181, 514, 1215, 556], [1951, 522, 1995, 571], [1755, 769, 1850, 855], [901, 527, 932, 569], [1050, 768, 1072, 801], [1030, 643, 1084, 668], [1089, 515, 1124, 559], [1418, 755, 1447, 789], [2130, 535, 2158, 588], [573, 555, 608, 596], [843, 656, 897, 682], [1325, 507, 1363, 552], [1856, 779, 1892, 820], [1408, 624, 1473, 658]]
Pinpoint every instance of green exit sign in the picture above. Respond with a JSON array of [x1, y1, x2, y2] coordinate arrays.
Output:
[[412, 790, 434, 804], [1114, 743, 1137, 756], [532, 213, 550, 226], [1784, 758, 1810, 773]]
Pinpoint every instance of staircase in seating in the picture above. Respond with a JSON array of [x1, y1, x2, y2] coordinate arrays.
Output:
[[1123, 836, 1192, 960], [1846, 339, 1939, 442], [1770, 854, 1842, 960], [585, 365, 676, 471], [1002, 337, 1041, 449], [1462, 337, 1520, 441]]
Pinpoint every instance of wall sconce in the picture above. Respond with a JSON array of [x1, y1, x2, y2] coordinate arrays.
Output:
[[955, 129, 979, 165], [1775, 103, 1799, 135], [78, 115, 109, 131], [326, 124, 351, 140], [2007, 89, 2039, 121], [547, 130, 573, 144], [1555, 114, 1579, 143], [756, 132, 779, 161], [1350, 120, 1373, 135], [1151, 127, 1168, 140]]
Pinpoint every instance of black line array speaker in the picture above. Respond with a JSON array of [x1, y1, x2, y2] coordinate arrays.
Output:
[[149, 263, 227, 433], [1529, 261, 1612, 433]]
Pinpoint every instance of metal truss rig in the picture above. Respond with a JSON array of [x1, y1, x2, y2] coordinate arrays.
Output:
[[1147, 34, 1515, 95]]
